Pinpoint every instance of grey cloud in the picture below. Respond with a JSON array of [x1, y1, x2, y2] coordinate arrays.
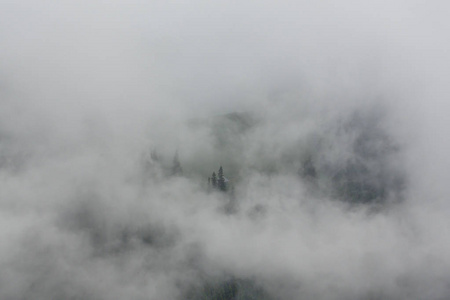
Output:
[[0, 1, 450, 299]]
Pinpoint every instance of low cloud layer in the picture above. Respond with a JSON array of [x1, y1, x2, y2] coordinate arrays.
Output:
[[1, 1, 450, 299]]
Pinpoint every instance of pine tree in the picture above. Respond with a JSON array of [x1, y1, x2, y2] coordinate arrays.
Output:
[[211, 172, 217, 188], [217, 166, 226, 191]]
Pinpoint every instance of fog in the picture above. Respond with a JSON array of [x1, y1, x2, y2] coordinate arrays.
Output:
[[1, 1, 450, 299]]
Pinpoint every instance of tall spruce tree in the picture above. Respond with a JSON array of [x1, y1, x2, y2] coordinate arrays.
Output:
[[211, 172, 217, 188], [218, 166, 226, 191]]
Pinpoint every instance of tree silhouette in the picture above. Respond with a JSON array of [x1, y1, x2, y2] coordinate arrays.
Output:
[[218, 166, 226, 191], [211, 172, 217, 187]]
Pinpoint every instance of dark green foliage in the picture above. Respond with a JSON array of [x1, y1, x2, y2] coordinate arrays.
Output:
[[201, 280, 237, 300], [332, 113, 403, 204], [298, 110, 404, 205], [186, 278, 272, 300], [208, 166, 228, 192], [217, 166, 226, 191], [211, 172, 217, 187], [331, 162, 387, 204]]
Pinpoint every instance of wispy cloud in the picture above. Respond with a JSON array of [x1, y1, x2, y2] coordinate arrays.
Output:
[[0, 1, 449, 299]]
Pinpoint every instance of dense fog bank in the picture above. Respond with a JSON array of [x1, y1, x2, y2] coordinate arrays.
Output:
[[1, 1, 450, 299]]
